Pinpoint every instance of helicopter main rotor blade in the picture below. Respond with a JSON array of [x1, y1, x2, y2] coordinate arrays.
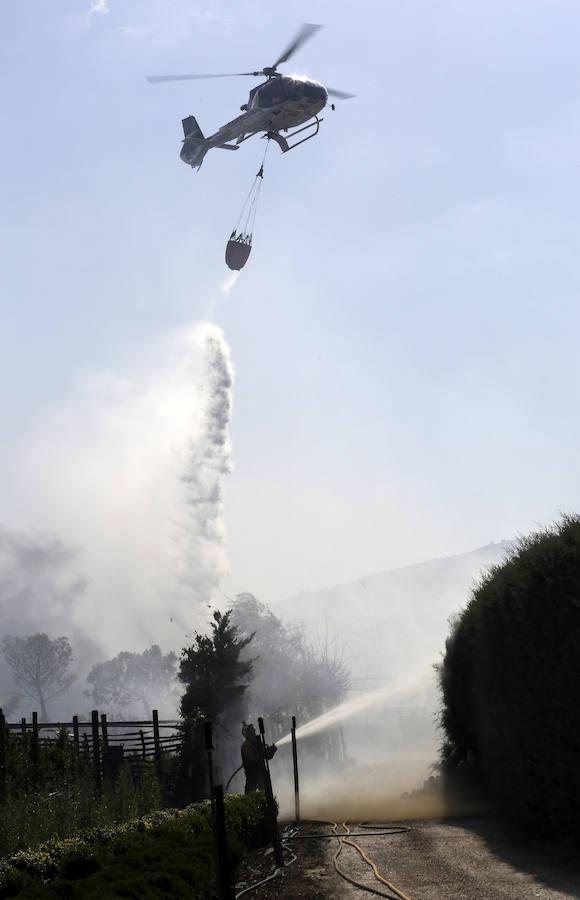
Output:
[[273, 23, 322, 68], [146, 72, 257, 84], [327, 87, 356, 100]]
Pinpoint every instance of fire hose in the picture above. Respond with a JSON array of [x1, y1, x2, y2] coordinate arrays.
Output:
[[234, 820, 413, 900], [331, 822, 413, 900], [235, 826, 298, 899], [225, 764, 244, 792]]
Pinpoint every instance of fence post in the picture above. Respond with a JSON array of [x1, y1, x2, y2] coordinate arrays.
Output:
[[31, 712, 39, 769], [205, 723, 233, 900], [91, 710, 101, 798], [291, 715, 300, 823], [0, 709, 6, 804], [72, 715, 80, 754], [100, 714, 109, 749], [20, 717, 26, 739], [152, 709, 161, 778], [257, 717, 284, 868]]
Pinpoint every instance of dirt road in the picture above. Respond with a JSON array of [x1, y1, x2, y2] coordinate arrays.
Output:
[[239, 819, 580, 899], [333, 819, 580, 899]]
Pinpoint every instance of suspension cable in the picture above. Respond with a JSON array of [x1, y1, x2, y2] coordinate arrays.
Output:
[[234, 140, 270, 238]]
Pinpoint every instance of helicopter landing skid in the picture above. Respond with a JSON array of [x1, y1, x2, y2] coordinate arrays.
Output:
[[265, 115, 323, 153]]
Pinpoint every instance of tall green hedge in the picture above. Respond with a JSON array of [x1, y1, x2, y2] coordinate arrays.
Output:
[[439, 514, 580, 835]]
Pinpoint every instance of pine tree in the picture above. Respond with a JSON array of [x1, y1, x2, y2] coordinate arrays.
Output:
[[177, 610, 254, 800]]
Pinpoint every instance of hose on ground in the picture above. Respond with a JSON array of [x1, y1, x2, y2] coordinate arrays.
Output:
[[333, 822, 413, 900], [237, 820, 412, 900], [234, 827, 298, 899]]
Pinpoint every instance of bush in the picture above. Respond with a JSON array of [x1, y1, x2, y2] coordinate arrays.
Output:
[[438, 514, 580, 836], [0, 727, 171, 858], [0, 792, 269, 898]]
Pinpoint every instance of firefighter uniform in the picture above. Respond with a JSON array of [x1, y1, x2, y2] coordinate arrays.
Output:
[[241, 724, 277, 794]]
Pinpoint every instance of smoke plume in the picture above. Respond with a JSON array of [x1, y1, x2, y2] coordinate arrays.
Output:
[[3, 322, 234, 661]]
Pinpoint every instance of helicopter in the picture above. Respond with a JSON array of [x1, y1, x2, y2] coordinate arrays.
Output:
[[146, 23, 354, 171]]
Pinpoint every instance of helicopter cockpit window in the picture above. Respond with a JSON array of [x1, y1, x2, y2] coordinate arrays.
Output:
[[258, 78, 293, 108]]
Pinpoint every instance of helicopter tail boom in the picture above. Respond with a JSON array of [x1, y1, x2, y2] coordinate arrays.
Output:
[[180, 115, 209, 169], [180, 115, 241, 169]]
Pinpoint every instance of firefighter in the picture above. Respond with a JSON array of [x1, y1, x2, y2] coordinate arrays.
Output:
[[241, 722, 277, 794]]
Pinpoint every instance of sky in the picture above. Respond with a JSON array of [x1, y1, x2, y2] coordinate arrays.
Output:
[[1, 0, 580, 641]]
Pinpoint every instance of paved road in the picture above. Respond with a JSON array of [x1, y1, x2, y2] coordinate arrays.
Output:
[[330, 819, 580, 900]]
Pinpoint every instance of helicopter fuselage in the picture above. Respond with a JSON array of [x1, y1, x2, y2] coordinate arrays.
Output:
[[180, 75, 327, 169]]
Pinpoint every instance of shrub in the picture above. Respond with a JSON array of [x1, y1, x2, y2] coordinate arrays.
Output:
[[438, 514, 580, 835], [0, 726, 170, 859], [0, 792, 268, 898]]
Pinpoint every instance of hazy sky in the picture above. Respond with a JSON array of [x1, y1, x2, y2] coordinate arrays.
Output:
[[2, 0, 580, 615]]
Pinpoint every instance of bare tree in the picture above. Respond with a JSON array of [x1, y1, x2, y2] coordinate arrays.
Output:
[[230, 593, 350, 724], [2, 633, 76, 720], [85, 645, 178, 718]]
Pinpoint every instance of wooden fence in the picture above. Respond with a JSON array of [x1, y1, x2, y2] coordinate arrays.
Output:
[[0, 708, 182, 800]]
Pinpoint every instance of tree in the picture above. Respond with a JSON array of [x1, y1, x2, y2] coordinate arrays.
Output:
[[179, 610, 254, 724], [177, 610, 254, 801], [1, 633, 75, 720], [85, 645, 178, 718], [230, 593, 350, 725], [229, 593, 305, 722]]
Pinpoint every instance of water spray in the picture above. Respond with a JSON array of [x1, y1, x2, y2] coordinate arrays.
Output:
[[221, 271, 240, 295], [276, 663, 433, 748]]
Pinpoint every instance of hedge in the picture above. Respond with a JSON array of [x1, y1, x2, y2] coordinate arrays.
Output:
[[0, 792, 269, 898], [439, 514, 580, 836]]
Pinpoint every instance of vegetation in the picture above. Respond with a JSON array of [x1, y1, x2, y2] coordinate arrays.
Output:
[[0, 791, 269, 898], [179, 610, 254, 724], [0, 727, 163, 859], [0, 597, 350, 866], [177, 610, 255, 801], [1, 635, 75, 722], [438, 514, 580, 836], [85, 646, 178, 718], [231, 593, 350, 755]]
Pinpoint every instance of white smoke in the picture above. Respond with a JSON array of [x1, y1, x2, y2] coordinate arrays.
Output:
[[6, 322, 234, 658]]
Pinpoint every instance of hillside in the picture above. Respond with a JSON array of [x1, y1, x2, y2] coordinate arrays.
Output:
[[276, 541, 512, 685]]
